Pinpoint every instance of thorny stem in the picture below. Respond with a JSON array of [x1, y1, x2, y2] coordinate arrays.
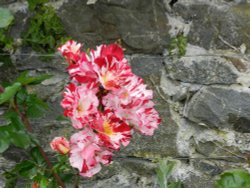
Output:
[[13, 95, 66, 188]]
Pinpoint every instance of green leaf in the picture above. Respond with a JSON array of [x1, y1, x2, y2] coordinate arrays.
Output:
[[9, 131, 31, 149], [156, 159, 178, 188], [53, 154, 71, 173], [0, 29, 14, 50], [0, 125, 13, 153], [3, 172, 17, 188], [26, 94, 48, 118], [56, 115, 70, 122], [47, 179, 58, 188], [27, 0, 49, 11], [31, 147, 45, 165], [39, 176, 49, 188], [16, 71, 53, 85], [0, 8, 14, 29], [0, 134, 10, 153], [216, 169, 250, 188], [23, 5, 66, 59], [169, 181, 182, 188], [159, 159, 176, 179], [156, 168, 167, 188], [168, 33, 187, 58], [14, 160, 37, 178], [5, 111, 25, 130], [0, 82, 21, 104], [59, 173, 74, 183]]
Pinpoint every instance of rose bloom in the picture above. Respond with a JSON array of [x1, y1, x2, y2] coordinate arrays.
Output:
[[90, 43, 124, 62], [104, 94, 160, 135], [91, 110, 132, 150], [58, 40, 82, 64], [69, 128, 113, 177], [66, 53, 99, 87], [93, 56, 132, 91], [57, 40, 161, 177], [102, 75, 153, 108], [89, 44, 133, 91], [50, 137, 70, 155], [61, 83, 99, 129]]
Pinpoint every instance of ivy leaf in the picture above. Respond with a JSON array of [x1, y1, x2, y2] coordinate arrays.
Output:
[[16, 71, 53, 86], [0, 8, 14, 29], [216, 169, 250, 188], [0, 82, 21, 105], [9, 131, 31, 149]]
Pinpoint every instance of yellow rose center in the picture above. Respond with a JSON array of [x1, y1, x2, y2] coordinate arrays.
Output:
[[103, 121, 113, 136]]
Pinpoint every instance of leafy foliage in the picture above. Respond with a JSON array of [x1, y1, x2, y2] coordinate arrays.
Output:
[[169, 33, 187, 58], [216, 169, 250, 188], [0, 123, 32, 153], [0, 29, 14, 51], [3, 172, 17, 188], [0, 82, 21, 105], [16, 87, 48, 119], [0, 8, 14, 51], [27, 0, 49, 11], [156, 158, 182, 188], [16, 71, 52, 86], [0, 72, 76, 187], [23, 5, 67, 55], [0, 8, 14, 29]]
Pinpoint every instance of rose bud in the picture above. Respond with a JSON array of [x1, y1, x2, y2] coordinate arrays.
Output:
[[50, 137, 70, 154]]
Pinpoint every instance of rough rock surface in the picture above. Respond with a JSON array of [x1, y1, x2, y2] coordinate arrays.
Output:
[[58, 0, 170, 54], [184, 86, 250, 132], [174, 2, 250, 52], [165, 56, 240, 85]]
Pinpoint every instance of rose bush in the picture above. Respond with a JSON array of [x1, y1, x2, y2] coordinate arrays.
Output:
[[51, 40, 161, 177]]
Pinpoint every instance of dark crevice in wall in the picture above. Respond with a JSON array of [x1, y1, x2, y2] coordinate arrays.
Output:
[[169, 0, 178, 7]]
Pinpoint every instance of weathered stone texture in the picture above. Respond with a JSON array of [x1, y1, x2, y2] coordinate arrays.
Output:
[[174, 2, 250, 52], [184, 86, 250, 132], [165, 56, 240, 85], [58, 0, 170, 54]]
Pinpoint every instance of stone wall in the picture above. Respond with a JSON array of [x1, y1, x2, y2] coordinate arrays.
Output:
[[1, 0, 250, 187]]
